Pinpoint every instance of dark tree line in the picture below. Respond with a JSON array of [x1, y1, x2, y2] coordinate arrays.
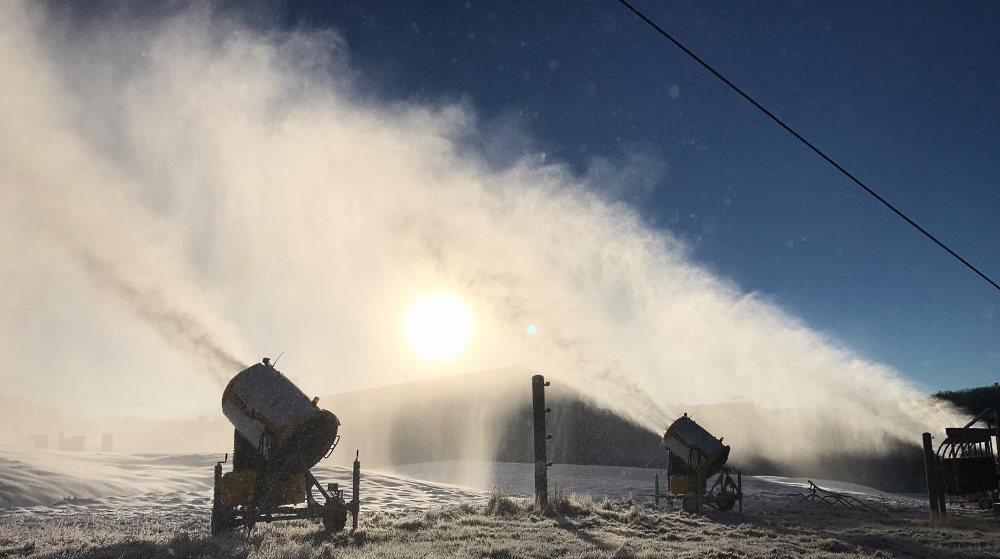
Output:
[[934, 383, 1000, 427], [326, 373, 996, 493]]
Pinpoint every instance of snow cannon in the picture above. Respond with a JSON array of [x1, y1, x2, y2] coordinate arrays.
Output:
[[221, 360, 340, 476], [211, 358, 360, 535], [662, 414, 731, 486], [654, 413, 742, 513], [924, 406, 999, 512]]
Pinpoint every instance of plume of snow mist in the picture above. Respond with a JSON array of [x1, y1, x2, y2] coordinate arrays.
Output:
[[1, 2, 964, 460], [73, 248, 247, 384], [0, 2, 246, 388]]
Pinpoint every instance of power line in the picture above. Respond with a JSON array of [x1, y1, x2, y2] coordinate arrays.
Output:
[[616, 0, 1000, 293]]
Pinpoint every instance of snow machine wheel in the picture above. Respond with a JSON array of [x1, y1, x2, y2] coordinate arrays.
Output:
[[682, 493, 700, 513], [978, 497, 993, 510], [323, 502, 348, 533], [715, 492, 737, 512]]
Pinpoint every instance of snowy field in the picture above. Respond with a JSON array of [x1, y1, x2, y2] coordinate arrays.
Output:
[[1, 447, 998, 558]]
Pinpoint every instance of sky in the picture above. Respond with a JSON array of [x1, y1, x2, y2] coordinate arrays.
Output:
[[250, 0, 1000, 391], [1, 0, 996, 432]]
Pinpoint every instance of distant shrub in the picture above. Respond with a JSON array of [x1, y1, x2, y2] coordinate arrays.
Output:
[[423, 506, 449, 522], [485, 485, 520, 517], [544, 484, 595, 517], [395, 518, 426, 531], [623, 504, 644, 524], [611, 546, 639, 559], [482, 548, 517, 559]]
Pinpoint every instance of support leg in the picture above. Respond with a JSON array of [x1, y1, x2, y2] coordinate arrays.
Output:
[[352, 450, 361, 532]]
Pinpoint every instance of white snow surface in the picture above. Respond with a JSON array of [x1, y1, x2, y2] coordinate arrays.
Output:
[[0, 447, 482, 512], [6, 448, 1000, 559], [0, 446, 921, 513]]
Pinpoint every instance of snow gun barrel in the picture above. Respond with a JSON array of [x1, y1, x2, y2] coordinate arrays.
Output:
[[221, 358, 340, 476], [662, 414, 731, 484]]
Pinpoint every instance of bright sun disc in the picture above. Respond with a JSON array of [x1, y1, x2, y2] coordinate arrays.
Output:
[[406, 294, 473, 360]]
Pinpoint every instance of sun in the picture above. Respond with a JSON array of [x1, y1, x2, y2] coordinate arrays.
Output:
[[405, 293, 473, 360]]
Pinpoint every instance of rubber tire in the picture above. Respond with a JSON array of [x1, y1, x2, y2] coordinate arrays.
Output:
[[978, 497, 993, 510], [682, 493, 700, 513], [716, 492, 737, 512], [323, 503, 348, 533]]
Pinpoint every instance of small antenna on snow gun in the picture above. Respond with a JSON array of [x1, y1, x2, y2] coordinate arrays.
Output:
[[272, 351, 285, 367]]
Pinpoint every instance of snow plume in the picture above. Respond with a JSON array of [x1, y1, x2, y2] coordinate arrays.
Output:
[[0, 2, 247, 392], [0, 2, 962, 461], [73, 247, 247, 384]]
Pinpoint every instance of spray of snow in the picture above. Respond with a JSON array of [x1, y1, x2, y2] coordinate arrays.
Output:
[[0, 2, 962, 465]]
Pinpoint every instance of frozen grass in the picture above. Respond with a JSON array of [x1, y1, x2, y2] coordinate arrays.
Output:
[[3, 492, 1000, 558], [5, 451, 994, 557], [485, 485, 523, 517], [547, 483, 592, 516]]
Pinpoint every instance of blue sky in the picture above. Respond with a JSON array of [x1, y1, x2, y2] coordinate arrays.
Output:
[[256, 0, 1000, 392]]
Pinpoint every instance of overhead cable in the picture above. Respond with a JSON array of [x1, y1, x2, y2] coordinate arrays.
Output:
[[617, 0, 999, 293]]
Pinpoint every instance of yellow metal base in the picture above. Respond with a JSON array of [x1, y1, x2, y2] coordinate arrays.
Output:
[[669, 475, 700, 495], [221, 471, 306, 507]]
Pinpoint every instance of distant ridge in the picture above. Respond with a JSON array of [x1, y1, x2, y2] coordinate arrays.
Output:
[[322, 369, 929, 492]]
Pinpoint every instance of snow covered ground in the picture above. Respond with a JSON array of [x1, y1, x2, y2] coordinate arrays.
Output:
[[0, 447, 485, 512], [0, 447, 917, 513], [1, 447, 998, 558], [381, 460, 918, 507]]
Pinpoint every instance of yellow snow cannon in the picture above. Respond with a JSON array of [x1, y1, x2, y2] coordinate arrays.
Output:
[[654, 413, 742, 513], [211, 358, 361, 535]]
